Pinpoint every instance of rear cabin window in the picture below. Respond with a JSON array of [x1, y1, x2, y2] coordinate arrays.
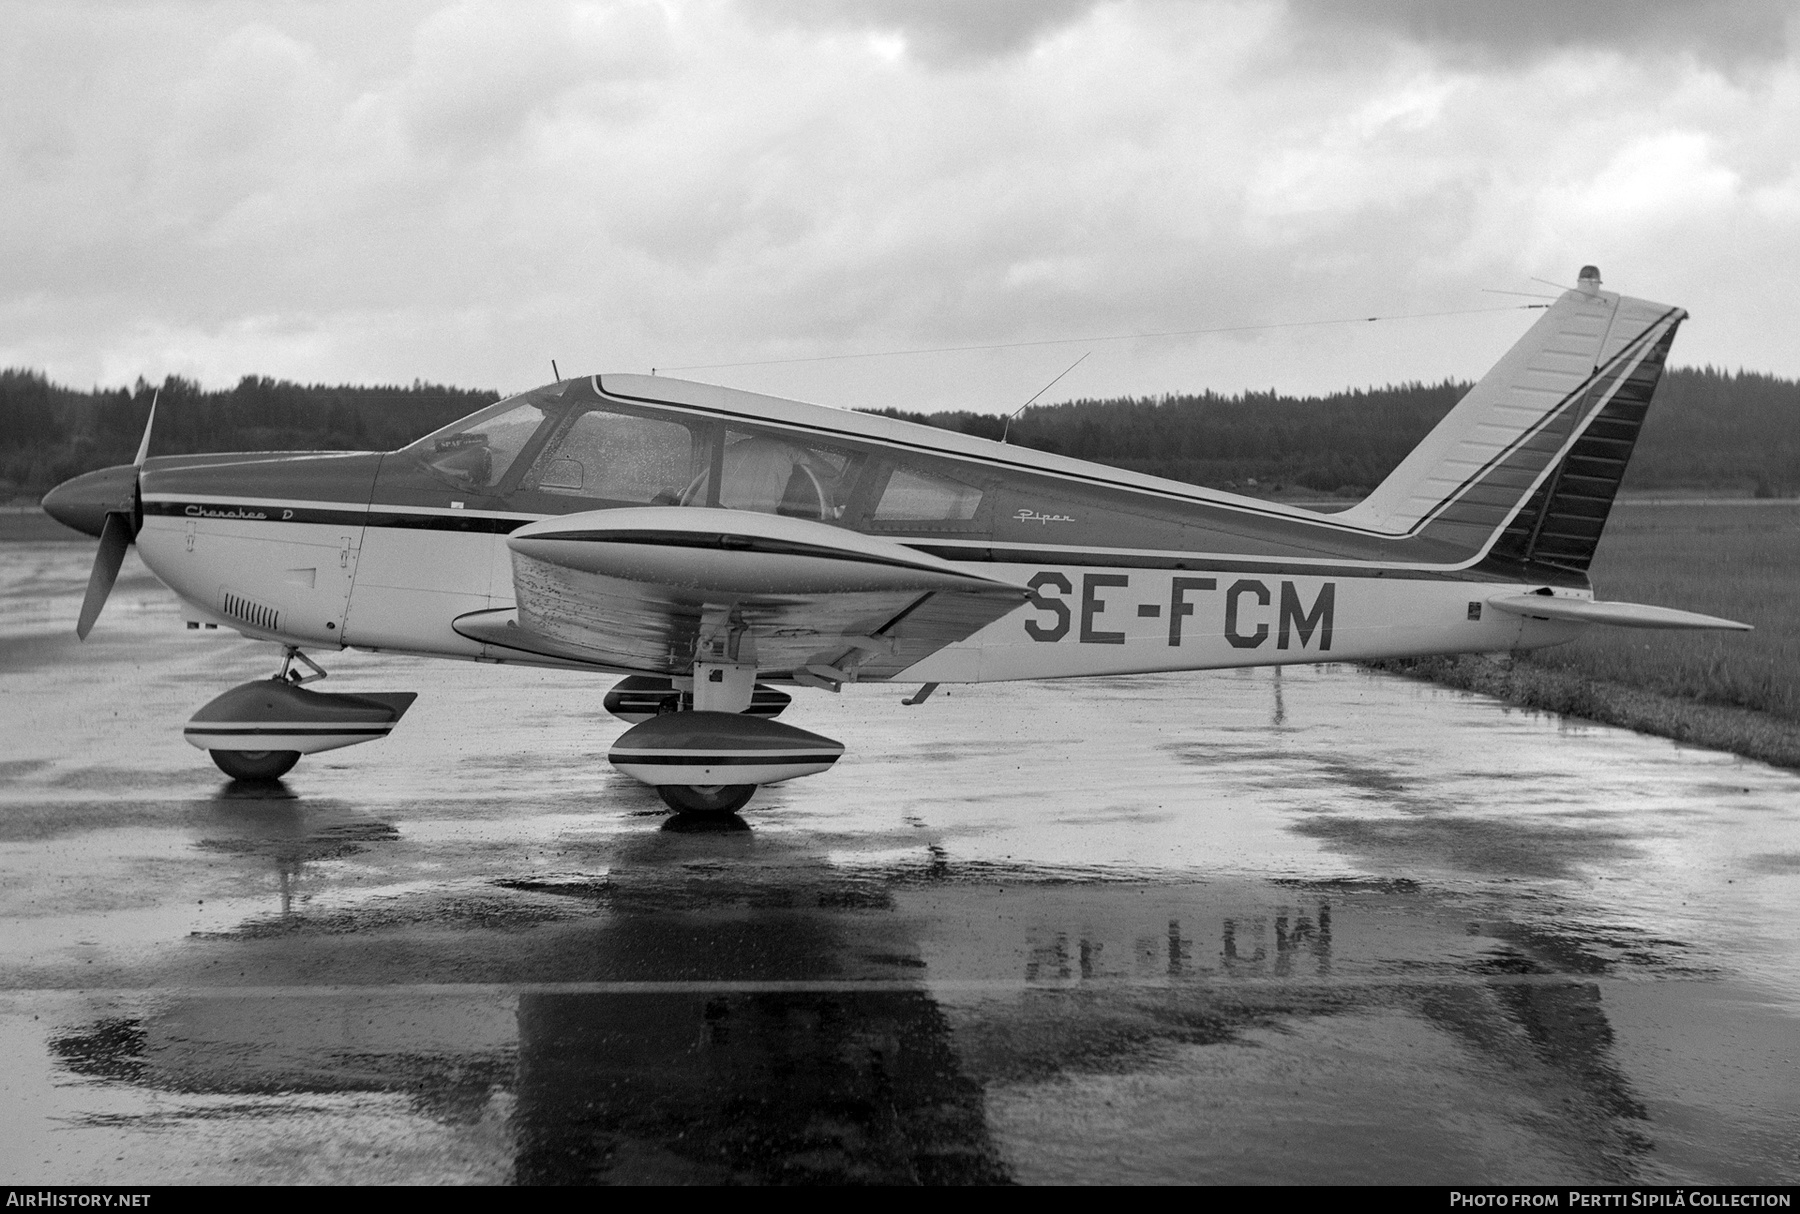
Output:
[[520, 407, 702, 505], [874, 466, 983, 522]]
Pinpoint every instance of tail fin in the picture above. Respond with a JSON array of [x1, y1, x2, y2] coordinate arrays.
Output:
[[1334, 268, 1685, 571]]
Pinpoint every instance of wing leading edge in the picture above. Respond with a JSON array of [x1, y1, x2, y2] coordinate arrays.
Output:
[[459, 507, 1028, 681]]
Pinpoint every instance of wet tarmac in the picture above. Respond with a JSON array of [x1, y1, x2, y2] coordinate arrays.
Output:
[[1, 541, 1797, 1185]]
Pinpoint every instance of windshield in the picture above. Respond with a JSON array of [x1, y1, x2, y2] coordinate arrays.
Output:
[[408, 384, 567, 493], [519, 406, 704, 505]]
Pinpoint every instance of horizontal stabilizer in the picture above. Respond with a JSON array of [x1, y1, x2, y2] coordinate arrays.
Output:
[[1487, 596, 1751, 631]]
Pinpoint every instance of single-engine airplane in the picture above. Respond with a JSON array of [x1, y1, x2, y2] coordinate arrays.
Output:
[[42, 267, 1750, 815]]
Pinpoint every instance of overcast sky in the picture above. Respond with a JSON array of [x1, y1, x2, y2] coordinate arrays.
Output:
[[3, 0, 1797, 413]]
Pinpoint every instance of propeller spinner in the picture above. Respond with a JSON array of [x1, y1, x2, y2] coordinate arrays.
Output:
[[41, 391, 157, 639]]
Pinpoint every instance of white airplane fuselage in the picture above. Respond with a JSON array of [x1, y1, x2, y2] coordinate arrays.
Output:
[[130, 368, 1588, 688], [139, 507, 1580, 681]]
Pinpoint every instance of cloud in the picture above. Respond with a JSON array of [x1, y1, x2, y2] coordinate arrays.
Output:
[[399, 0, 675, 154], [1285, 0, 1795, 69], [751, 0, 1103, 66], [0, 0, 1796, 410]]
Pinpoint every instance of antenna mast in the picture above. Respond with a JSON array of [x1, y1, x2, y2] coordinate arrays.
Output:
[[1002, 352, 1089, 444]]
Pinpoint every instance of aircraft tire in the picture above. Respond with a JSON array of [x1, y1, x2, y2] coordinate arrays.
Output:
[[658, 783, 756, 815], [210, 749, 300, 781]]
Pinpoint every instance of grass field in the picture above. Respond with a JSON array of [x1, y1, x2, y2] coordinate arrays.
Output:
[[1534, 501, 1800, 719], [1377, 499, 1800, 767]]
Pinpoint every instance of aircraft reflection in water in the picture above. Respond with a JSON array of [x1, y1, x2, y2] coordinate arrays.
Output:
[[197, 789, 398, 917], [40, 268, 1750, 819], [1015, 908, 1329, 980], [41, 814, 1657, 1184], [50, 818, 1013, 1184], [513, 990, 1004, 1183]]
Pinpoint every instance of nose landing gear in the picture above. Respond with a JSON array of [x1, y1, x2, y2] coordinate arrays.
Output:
[[185, 647, 418, 782]]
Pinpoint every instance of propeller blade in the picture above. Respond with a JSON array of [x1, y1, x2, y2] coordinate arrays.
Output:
[[76, 511, 132, 639], [133, 388, 158, 468], [74, 387, 155, 636]]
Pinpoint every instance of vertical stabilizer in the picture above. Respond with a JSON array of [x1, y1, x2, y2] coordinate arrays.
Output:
[[1333, 268, 1685, 564]]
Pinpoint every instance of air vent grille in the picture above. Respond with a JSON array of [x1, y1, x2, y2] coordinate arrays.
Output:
[[220, 589, 280, 632]]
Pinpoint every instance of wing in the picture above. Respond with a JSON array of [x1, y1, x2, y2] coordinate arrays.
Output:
[[453, 507, 1028, 683]]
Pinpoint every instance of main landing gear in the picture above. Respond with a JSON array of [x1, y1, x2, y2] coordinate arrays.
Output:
[[184, 647, 417, 783], [603, 665, 845, 815], [657, 783, 758, 815]]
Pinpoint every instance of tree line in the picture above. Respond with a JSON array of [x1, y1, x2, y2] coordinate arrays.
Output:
[[0, 371, 496, 498], [3, 364, 1795, 501], [879, 366, 1800, 497]]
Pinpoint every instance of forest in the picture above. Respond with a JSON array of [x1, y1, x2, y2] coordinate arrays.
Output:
[[3, 364, 1795, 501]]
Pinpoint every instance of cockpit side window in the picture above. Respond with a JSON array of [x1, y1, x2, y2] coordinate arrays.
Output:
[[519, 406, 706, 506], [713, 430, 864, 522]]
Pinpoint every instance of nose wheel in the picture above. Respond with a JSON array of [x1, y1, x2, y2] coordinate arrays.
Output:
[[658, 784, 757, 815], [210, 749, 301, 782]]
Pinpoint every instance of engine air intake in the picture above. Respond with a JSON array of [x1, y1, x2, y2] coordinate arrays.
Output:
[[220, 589, 280, 632]]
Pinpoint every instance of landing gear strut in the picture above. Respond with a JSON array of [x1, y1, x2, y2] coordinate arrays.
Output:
[[276, 645, 327, 685]]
